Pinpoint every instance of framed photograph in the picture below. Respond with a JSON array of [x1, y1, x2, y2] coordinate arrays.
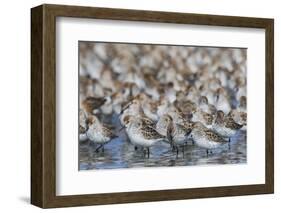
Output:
[[31, 4, 274, 208]]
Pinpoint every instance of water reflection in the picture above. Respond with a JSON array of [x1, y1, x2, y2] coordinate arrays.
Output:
[[79, 129, 246, 170]]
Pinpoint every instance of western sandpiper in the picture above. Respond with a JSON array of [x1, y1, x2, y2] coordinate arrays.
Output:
[[86, 115, 117, 152], [81, 96, 106, 115], [212, 110, 243, 142], [214, 88, 231, 114], [123, 115, 166, 157], [166, 115, 192, 155], [191, 122, 228, 155]]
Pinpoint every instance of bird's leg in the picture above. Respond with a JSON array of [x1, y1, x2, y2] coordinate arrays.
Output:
[[102, 146, 105, 153], [95, 144, 104, 153], [182, 146, 185, 157], [227, 137, 231, 150], [147, 147, 150, 158], [176, 146, 179, 156], [206, 149, 209, 157], [134, 146, 138, 151]]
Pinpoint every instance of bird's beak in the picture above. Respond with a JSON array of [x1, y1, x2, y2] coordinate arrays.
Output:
[[119, 102, 133, 117], [118, 125, 126, 132]]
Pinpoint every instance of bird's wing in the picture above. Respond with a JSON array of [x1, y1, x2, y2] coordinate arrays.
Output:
[[175, 124, 191, 136], [141, 125, 165, 140], [102, 126, 117, 139], [141, 117, 155, 127], [225, 117, 243, 130], [86, 97, 106, 108], [205, 129, 227, 143]]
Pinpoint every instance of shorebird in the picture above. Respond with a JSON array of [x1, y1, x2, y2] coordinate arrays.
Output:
[[198, 96, 216, 114], [157, 96, 169, 117], [86, 115, 117, 152], [122, 115, 166, 157], [228, 96, 247, 130], [191, 122, 228, 156], [166, 115, 192, 155], [119, 97, 156, 128], [100, 96, 113, 115], [214, 88, 231, 114], [156, 114, 171, 137], [81, 96, 106, 115], [191, 108, 214, 129], [212, 110, 243, 142], [119, 98, 142, 126]]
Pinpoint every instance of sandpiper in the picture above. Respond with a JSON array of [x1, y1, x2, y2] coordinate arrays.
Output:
[[86, 115, 117, 152], [191, 108, 214, 129], [81, 96, 106, 116], [166, 115, 192, 155], [119, 98, 142, 126], [156, 114, 171, 137], [214, 88, 231, 114], [212, 110, 243, 142], [123, 115, 166, 157], [198, 96, 216, 114], [229, 96, 247, 129], [191, 122, 228, 155]]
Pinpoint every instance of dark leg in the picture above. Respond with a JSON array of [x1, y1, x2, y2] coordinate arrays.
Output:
[[206, 149, 209, 157], [134, 146, 138, 151], [95, 144, 104, 153], [228, 137, 231, 150], [176, 146, 179, 156], [147, 147, 150, 158]]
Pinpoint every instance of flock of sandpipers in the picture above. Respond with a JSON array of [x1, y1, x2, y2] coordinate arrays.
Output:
[[79, 44, 247, 158], [79, 90, 246, 157]]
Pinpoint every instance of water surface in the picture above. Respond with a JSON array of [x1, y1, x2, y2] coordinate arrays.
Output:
[[79, 126, 246, 170]]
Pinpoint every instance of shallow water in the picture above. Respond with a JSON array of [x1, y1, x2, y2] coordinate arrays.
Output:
[[79, 122, 247, 170]]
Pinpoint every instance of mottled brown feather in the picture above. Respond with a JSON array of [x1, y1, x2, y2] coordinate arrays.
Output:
[[102, 126, 117, 139], [141, 125, 165, 140], [225, 117, 243, 130], [204, 130, 227, 143]]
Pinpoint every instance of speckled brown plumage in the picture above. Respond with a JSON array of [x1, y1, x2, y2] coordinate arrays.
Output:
[[82, 96, 106, 113], [140, 125, 165, 140], [204, 129, 227, 143], [225, 116, 243, 130]]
